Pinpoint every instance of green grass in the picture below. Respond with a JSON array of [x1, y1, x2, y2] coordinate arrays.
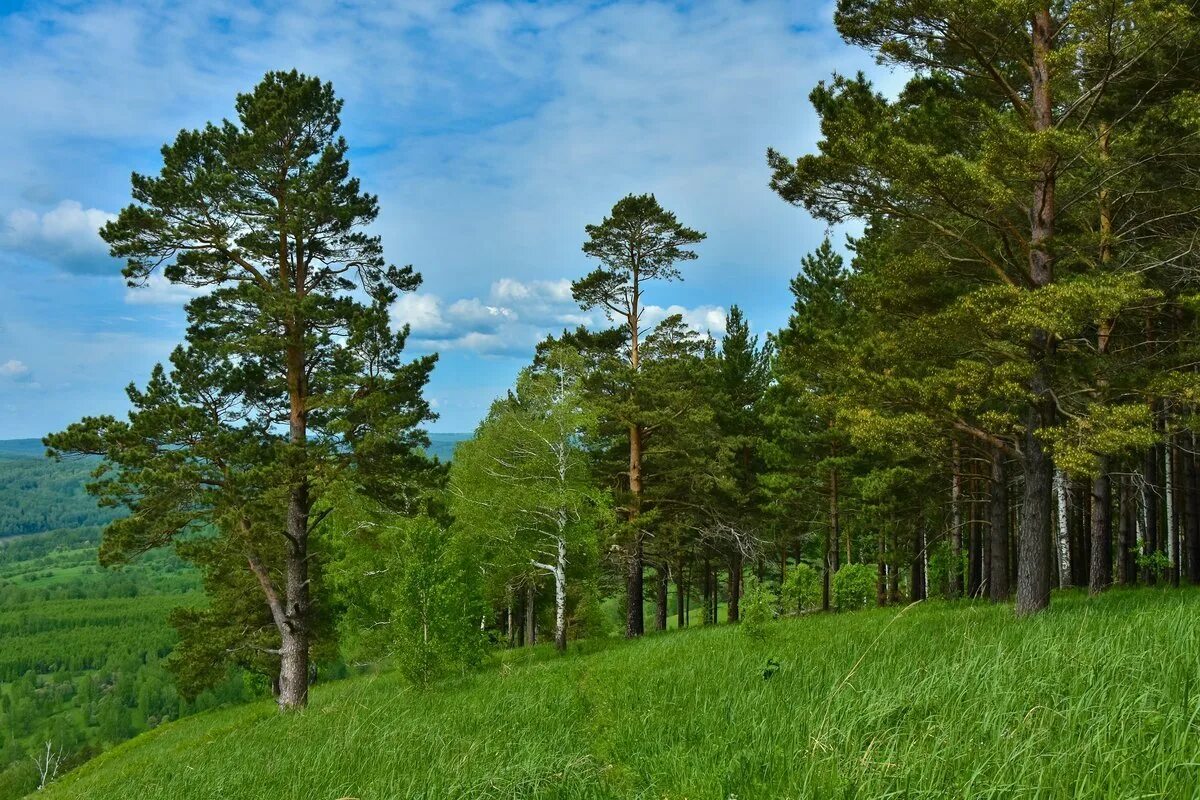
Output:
[[38, 588, 1200, 799]]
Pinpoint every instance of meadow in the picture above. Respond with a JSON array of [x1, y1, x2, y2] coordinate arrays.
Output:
[[38, 588, 1200, 800]]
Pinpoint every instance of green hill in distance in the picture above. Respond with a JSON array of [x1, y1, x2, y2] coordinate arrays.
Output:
[[32, 589, 1200, 800], [424, 432, 471, 462]]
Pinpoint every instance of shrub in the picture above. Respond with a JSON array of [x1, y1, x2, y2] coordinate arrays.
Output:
[[833, 563, 875, 611], [780, 563, 822, 614], [740, 578, 778, 639]]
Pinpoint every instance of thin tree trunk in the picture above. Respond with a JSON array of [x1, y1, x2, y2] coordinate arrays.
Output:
[[524, 583, 536, 647], [950, 440, 963, 598], [626, 424, 645, 637], [1167, 437, 1180, 586], [554, 540, 567, 650], [1054, 469, 1071, 588], [728, 554, 742, 623], [876, 532, 887, 607], [1144, 441, 1160, 584], [1187, 441, 1200, 583], [911, 524, 927, 602], [655, 565, 668, 632], [990, 448, 1010, 601], [1118, 478, 1135, 585], [887, 527, 900, 604], [968, 467, 982, 598], [675, 558, 687, 628]]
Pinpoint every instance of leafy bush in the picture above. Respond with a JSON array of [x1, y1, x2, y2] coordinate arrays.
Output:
[[739, 578, 778, 639], [833, 563, 875, 611], [780, 563, 822, 614]]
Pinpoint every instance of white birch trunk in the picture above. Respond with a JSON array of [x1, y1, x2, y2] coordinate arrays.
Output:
[[1054, 469, 1071, 588], [1165, 443, 1175, 566]]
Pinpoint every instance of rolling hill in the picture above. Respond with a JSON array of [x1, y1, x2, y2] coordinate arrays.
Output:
[[32, 588, 1200, 799]]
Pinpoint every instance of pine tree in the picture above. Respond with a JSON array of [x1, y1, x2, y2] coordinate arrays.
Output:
[[45, 72, 436, 709]]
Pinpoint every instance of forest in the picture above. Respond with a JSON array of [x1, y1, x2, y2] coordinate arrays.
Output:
[[14, 1, 1200, 797]]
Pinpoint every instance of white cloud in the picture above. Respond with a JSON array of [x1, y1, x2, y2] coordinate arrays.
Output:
[[1, 200, 116, 274], [389, 277, 725, 356], [0, 359, 29, 377], [123, 273, 207, 306], [644, 304, 728, 337], [391, 293, 451, 335]]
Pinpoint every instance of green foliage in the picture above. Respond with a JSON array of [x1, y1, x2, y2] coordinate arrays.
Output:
[[833, 563, 875, 611], [780, 563, 822, 614], [329, 511, 486, 688], [738, 577, 778, 639]]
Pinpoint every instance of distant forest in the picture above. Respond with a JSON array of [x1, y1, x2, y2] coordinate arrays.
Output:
[[0, 442, 118, 538]]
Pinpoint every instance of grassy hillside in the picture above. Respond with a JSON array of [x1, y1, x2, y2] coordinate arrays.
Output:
[[37, 588, 1200, 799]]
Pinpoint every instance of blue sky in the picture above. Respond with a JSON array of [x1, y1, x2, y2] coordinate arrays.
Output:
[[0, 0, 896, 438]]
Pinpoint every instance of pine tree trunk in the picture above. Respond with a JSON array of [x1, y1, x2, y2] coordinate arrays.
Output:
[[887, 528, 900, 605], [1015, 5, 1057, 617], [1167, 438, 1180, 586], [968, 469, 983, 598], [950, 440, 963, 599], [876, 532, 887, 607], [626, 425, 644, 637], [1089, 462, 1112, 594], [279, 340, 311, 711], [675, 558, 687, 628], [910, 524, 927, 602], [727, 554, 742, 622], [524, 583, 535, 647], [989, 448, 1010, 601], [1118, 478, 1135, 585], [1187, 442, 1200, 583], [654, 566, 668, 632], [1144, 441, 1160, 584]]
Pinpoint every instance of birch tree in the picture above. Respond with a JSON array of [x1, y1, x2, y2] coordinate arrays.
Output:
[[450, 347, 607, 651]]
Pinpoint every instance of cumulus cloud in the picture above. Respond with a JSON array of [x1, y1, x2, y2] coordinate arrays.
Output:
[[643, 304, 728, 337], [390, 277, 726, 356], [1, 200, 116, 274], [123, 273, 207, 306], [0, 359, 29, 377]]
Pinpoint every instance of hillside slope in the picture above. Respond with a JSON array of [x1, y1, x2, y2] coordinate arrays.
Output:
[[37, 589, 1200, 799]]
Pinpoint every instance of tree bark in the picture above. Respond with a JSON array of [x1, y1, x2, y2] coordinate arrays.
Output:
[[1144, 441, 1160, 584], [1187, 442, 1200, 583], [968, 468, 983, 598], [524, 583, 536, 647], [1089, 462, 1112, 594], [1118, 478, 1135, 585], [727, 554, 742, 623], [950, 440, 963, 599], [911, 524, 928, 602], [626, 424, 645, 637], [989, 448, 1010, 601], [675, 557, 687, 628], [654, 565, 668, 632], [1014, 5, 1057, 617], [278, 329, 312, 710], [554, 540, 567, 651]]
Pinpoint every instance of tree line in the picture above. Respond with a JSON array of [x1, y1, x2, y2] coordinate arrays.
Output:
[[45, 0, 1200, 713]]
